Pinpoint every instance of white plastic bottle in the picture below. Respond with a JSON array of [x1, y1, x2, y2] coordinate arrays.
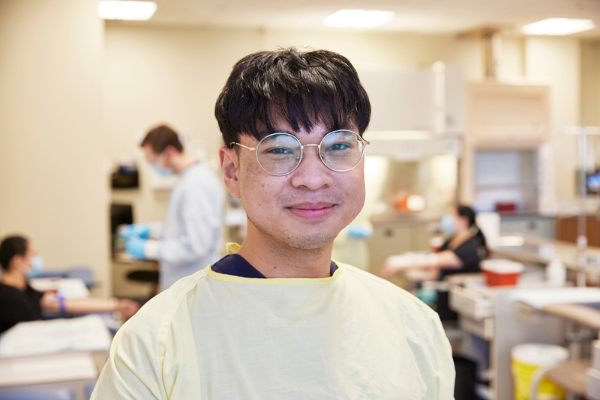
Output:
[[546, 257, 566, 286]]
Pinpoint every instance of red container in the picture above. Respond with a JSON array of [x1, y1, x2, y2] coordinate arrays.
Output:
[[483, 270, 520, 286], [495, 202, 517, 213], [481, 259, 524, 287]]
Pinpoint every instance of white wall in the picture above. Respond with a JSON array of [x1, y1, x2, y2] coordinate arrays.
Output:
[[0, 0, 110, 295], [525, 38, 582, 212], [578, 40, 600, 213], [581, 40, 600, 126]]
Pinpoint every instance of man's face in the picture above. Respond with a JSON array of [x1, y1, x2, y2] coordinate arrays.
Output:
[[142, 145, 161, 166], [220, 121, 365, 251], [143, 145, 174, 175]]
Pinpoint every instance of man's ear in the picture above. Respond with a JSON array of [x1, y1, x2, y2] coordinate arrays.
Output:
[[220, 146, 240, 198], [162, 145, 177, 165]]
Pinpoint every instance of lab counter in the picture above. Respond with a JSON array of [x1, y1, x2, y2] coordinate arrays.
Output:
[[448, 271, 600, 400], [492, 235, 600, 279], [0, 315, 112, 400]]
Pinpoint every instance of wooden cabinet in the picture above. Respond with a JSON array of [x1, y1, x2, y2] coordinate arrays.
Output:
[[555, 215, 600, 247]]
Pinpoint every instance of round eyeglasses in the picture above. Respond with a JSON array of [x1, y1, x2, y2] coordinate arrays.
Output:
[[230, 129, 369, 176]]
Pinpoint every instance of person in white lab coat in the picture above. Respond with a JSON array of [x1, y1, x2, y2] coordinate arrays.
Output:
[[92, 48, 454, 399], [123, 124, 225, 290]]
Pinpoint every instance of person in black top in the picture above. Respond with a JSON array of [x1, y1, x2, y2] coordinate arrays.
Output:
[[381, 204, 489, 319], [437, 205, 489, 281], [0, 235, 139, 334]]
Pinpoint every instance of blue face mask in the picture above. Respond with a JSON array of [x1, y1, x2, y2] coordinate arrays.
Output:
[[440, 214, 456, 236], [27, 256, 44, 279], [151, 163, 174, 177]]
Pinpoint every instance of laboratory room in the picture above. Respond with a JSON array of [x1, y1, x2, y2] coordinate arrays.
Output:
[[1, 0, 600, 399]]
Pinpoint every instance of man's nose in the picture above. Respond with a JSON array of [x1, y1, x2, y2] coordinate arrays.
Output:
[[289, 144, 332, 190]]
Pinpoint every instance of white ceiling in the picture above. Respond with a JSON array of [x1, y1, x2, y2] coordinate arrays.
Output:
[[143, 0, 600, 37]]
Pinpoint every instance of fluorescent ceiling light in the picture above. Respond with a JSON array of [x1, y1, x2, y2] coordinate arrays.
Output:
[[521, 18, 595, 36], [325, 9, 394, 29], [98, 1, 157, 21]]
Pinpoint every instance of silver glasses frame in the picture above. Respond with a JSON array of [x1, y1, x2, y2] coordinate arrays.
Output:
[[230, 129, 370, 176]]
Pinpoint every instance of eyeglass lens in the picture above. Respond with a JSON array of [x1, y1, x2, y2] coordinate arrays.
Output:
[[256, 130, 365, 175]]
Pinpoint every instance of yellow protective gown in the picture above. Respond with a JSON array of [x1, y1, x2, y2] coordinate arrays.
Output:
[[92, 263, 455, 399]]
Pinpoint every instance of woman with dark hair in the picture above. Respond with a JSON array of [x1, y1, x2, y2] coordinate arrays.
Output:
[[0, 234, 139, 334], [437, 204, 489, 279], [382, 204, 490, 319]]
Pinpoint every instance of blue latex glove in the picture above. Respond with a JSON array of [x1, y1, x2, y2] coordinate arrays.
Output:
[[120, 224, 151, 240], [415, 287, 438, 306], [125, 237, 147, 260]]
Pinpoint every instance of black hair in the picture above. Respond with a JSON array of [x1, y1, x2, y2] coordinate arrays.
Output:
[[214, 48, 371, 145], [0, 235, 28, 271], [456, 204, 490, 259], [140, 124, 184, 153]]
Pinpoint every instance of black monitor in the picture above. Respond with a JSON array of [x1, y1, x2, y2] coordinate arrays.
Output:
[[586, 169, 600, 195]]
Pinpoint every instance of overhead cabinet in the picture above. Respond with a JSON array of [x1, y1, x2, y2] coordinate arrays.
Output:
[[359, 64, 465, 134], [467, 82, 550, 148]]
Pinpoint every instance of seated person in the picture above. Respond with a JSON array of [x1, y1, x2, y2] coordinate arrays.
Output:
[[0, 234, 139, 334], [382, 204, 489, 320]]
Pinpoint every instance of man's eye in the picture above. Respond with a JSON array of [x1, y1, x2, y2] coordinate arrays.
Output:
[[266, 147, 293, 155], [328, 142, 353, 152]]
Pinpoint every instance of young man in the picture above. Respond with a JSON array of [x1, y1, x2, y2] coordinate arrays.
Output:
[[123, 124, 225, 290], [92, 49, 455, 399]]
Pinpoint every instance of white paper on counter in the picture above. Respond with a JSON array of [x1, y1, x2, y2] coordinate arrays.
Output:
[[515, 287, 600, 309], [0, 351, 96, 387], [30, 278, 89, 299], [0, 315, 111, 357]]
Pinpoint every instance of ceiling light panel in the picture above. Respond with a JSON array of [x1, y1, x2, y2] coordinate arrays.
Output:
[[521, 18, 595, 36], [325, 9, 394, 29], [98, 1, 157, 21]]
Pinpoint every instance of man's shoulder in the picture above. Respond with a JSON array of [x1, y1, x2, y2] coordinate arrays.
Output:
[[117, 268, 210, 339]]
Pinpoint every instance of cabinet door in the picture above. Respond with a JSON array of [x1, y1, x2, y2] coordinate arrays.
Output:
[[556, 216, 600, 246], [500, 217, 555, 239], [360, 68, 435, 131]]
